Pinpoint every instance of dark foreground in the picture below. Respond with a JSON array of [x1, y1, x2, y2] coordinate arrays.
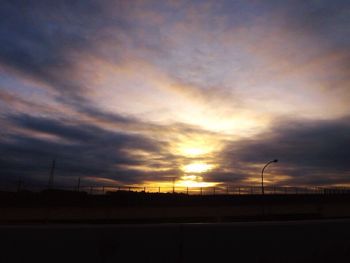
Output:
[[1, 219, 350, 263], [2, 191, 350, 223]]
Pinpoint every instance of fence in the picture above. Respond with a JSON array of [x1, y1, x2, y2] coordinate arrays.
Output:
[[77, 185, 350, 195], [6, 180, 350, 195]]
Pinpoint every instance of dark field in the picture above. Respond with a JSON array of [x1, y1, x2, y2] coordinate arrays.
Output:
[[1, 191, 350, 262], [1, 190, 350, 223], [1, 219, 350, 263]]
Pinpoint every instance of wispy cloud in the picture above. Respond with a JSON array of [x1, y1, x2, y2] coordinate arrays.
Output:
[[0, 0, 349, 188]]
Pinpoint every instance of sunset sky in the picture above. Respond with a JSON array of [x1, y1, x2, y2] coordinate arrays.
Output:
[[1, 0, 349, 190]]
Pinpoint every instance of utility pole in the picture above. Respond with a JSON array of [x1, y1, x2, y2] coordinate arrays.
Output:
[[48, 158, 56, 189]]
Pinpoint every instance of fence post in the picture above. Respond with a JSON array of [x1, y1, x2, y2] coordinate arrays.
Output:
[[187, 187, 189, 195], [213, 187, 216, 195], [158, 187, 160, 193], [144, 186, 146, 192], [200, 187, 203, 195], [102, 186, 105, 194]]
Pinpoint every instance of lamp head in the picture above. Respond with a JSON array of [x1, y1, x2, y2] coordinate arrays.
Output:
[[273, 159, 278, 163]]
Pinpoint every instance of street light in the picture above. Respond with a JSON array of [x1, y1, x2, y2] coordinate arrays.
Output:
[[261, 159, 278, 195]]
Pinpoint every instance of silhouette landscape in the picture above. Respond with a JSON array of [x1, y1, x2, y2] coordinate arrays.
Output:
[[1, 0, 350, 262]]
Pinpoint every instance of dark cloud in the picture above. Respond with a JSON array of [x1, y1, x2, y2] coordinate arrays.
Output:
[[1, 113, 350, 190], [0, 0, 129, 104], [222, 0, 349, 41], [0, 113, 170, 188], [279, 0, 349, 46], [220, 117, 350, 186]]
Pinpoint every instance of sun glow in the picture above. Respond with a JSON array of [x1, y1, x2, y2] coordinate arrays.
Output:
[[181, 147, 208, 156], [176, 175, 217, 188], [177, 180, 217, 188], [182, 162, 214, 173], [173, 134, 222, 157]]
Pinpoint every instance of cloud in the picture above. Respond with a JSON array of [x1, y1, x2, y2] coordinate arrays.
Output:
[[1, 113, 350, 189], [0, 0, 349, 189], [2, 0, 348, 123], [219, 116, 350, 186], [0, 111, 226, 186], [0, 0, 132, 108], [0, 113, 170, 186]]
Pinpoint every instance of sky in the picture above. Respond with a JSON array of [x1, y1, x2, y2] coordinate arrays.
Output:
[[0, 0, 349, 190]]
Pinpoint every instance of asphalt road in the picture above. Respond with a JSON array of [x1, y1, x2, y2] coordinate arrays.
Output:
[[1, 219, 350, 263]]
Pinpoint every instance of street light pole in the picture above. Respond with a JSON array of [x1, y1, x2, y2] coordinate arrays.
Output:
[[261, 159, 278, 195]]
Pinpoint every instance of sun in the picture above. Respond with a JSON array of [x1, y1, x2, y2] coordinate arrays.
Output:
[[182, 162, 214, 173], [173, 134, 222, 157], [181, 147, 208, 156]]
